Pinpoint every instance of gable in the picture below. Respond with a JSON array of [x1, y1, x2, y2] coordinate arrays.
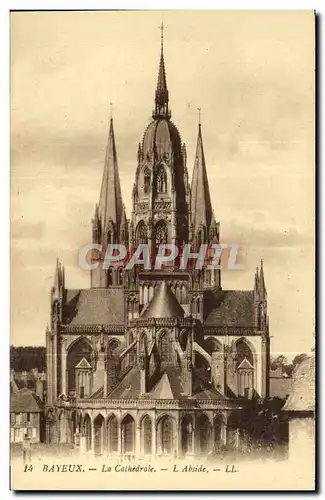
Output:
[[75, 357, 91, 369], [237, 357, 254, 370]]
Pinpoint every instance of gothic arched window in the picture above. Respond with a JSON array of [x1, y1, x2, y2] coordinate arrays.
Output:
[[159, 332, 172, 362], [181, 285, 187, 304], [107, 267, 113, 286], [122, 415, 135, 454], [257, 303, 264, 330], [154, 220, 168, 252], [174, 283, 180, 302], [206, 337, 221, 355], [108, 339, 120, 354], [156, 166, 167, 193], [143, 168, 151, 194], [67, 339, 92, 395], [196, 227, 206, 246], [181, 415, 193, 455], [142, 415, 152, 455], [235, 339, 254, 398], [136, 221, 148, 245], [107, 230, 113, 245], [108, 415, 118, 453], [235, 339, 254, 367], [197, 414, 211, 454], [118, 267, 124, 285], [160, 416, 173, 454]]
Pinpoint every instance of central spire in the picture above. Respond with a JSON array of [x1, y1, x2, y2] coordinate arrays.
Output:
[[141, 281, 184, 318], [153, 22, 170, 120]]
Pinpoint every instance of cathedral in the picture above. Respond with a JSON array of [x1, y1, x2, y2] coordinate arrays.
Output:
[[45, 30, 270, 458]]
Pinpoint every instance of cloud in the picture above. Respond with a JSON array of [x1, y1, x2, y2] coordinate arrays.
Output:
[[11, 220, 44, 240], [10, 12, 314, 353]]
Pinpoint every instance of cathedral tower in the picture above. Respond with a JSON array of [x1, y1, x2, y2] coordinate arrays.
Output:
[[190, 121, 221, 289], [129, 28, 190, 264], [91, 117, 124, 288]]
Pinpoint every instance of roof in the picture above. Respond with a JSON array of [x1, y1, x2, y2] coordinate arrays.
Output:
[[141, 281, 184, 319], [142, 119, 182, 159], [149, 366, 186, 399], [270, 377, 293, 399], [75, 357, 91, 369], [89, 363, 231, 402], [10, 380, 19, 394], [204, 290, 255, 327], [108, 366, 141, 399], [14, 379, 36, 390], [150, 372, 175, 399], [63, 288, 124, 325], [11, 388, 44, 413], [283, 355, 315, 412]]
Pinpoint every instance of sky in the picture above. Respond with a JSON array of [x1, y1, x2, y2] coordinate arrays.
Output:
[[10, 11, 315, 358]]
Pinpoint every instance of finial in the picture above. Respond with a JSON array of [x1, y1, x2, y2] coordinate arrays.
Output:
[[109, 102, 113, 120], [159, 22, 166, 52], [197, 107, 202, 126]]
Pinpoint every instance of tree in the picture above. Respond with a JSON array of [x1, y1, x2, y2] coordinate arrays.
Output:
[[270, 355, 288, 371], [270, 352, 309, 378], [10, 346, 46, 372], [292, 353, 309, 367]]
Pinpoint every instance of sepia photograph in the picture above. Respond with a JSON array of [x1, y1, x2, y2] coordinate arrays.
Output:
[[10, 10, 315, 491]]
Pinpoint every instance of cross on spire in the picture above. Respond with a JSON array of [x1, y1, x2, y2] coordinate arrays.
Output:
[[159, 22, 166, 51], [153, 21, 170, 119]]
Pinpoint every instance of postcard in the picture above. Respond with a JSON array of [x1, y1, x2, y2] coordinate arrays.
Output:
[[10, 10, 315, 491]]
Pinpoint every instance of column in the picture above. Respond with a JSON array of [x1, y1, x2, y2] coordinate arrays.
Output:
[[80, 435, 87, 454], [193, 415, 197, 455], [151, 415, 156, 457], [60, 412, 67, 444], [175, 418, 180, 458], [191, 418, 195, 454], [171, 189, 177, 246], [46, 420, 50, 444], [117, 421, 122, 456], [104, 372, 108, 399], [106, 421, 110, 457], [61, 340, 67, 396], [221, 422, 227, 446], [48, 337, 53, 404], [211, 419, 215, 453], [91, 419, 95, 453], [52, 335, 58, 401], [46, 330, 52, 404], [102, 422, 106, 455], [135, 422, 141, 457]]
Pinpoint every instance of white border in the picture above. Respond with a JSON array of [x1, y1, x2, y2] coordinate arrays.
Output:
[[1, 3, 322, 498]]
